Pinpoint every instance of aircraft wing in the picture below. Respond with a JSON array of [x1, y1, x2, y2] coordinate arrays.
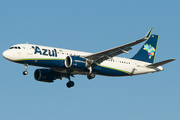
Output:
[[85, 27, 153, 66]]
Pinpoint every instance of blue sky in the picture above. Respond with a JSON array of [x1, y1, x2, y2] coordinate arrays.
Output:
[[0, 0, 179, 120]]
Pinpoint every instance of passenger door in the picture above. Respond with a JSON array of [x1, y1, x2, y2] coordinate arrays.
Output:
[[27, 44, 34, 55]]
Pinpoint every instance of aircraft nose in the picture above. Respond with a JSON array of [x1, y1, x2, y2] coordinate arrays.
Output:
[[2, 50, 14, 61], [3, 50, 8, 59]]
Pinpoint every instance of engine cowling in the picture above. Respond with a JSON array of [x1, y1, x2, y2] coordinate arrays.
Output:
[[34, 69, 57, 83], [65, 56, 88, 70]]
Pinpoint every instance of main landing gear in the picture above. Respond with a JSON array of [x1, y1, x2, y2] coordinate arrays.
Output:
[[64, 74, 75, 88], [23, 64, 28, 75], [87, 73, 96, 80], [65, 72, 95, 88], [87, 65, 96, 80], [66, 81, 75, 88]]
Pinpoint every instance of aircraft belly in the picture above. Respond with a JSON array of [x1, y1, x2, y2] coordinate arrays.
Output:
[[14, 58, 66, 68], [14, 57, 156, 76], [95, 62, 133, 76], [133, 66, 157, 75]]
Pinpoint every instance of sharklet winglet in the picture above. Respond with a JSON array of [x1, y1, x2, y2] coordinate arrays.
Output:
[[144, 27, 153, 39]]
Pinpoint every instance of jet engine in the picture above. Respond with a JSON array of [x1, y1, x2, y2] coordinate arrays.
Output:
[[34, 69, 57, 83], [65, 56, 88, 70]]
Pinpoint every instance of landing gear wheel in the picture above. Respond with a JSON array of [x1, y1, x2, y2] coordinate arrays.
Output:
[[87, 73, 95, 80], [66, 81, 75, 88], [23, 71, 28, 75], [23, 63, 28, 75]]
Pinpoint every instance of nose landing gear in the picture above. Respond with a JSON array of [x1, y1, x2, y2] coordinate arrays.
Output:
[[23, 71, 28, 75], [23, 64, 28, 75]]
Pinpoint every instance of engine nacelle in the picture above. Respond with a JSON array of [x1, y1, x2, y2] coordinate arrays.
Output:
[[65, 56, 88, 70], [34, 69, 57, 83]]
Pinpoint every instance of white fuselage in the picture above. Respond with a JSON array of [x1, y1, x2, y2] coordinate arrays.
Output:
[[2, 44, 163, 76]]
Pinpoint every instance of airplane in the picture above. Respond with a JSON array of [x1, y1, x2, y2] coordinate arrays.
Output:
[[2, 28, 175, 88]]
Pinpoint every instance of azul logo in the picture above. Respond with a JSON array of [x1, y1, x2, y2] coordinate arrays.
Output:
[[143, 44, 155, 59], [33, 46, 57, 57]]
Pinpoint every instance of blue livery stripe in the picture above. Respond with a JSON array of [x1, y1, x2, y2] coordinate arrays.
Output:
[[14, 58, 132, 76]]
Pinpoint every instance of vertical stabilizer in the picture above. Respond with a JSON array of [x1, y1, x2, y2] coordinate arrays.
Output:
[[131, 34, 159, 63]]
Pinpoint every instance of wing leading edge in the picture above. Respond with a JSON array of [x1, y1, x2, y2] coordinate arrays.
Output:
[[85, 27, 153, 66]]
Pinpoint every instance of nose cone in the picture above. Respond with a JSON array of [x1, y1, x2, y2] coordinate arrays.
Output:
[[2, 50, 7, 58], [2, 50, 14, 61], [2, 50, 9, 59]]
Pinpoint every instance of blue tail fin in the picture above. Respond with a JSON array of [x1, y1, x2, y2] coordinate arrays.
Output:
[[131, 34, 159, 63]]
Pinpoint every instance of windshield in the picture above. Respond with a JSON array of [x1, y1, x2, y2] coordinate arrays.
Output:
[[9, 46, 21, 49]]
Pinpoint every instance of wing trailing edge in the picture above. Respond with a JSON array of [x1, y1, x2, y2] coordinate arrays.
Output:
[[85, 27, 153, 66]]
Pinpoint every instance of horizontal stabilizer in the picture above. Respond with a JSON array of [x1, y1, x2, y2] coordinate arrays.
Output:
[[146, 59, 176, 68]]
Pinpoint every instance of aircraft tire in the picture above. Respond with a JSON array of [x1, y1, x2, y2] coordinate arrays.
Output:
[[87, 73, 95, 80], [66, 81, 75, 88], [23, 71, 28, 75]]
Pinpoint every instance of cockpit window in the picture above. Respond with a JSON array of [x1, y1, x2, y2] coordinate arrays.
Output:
[[9, 46, 21, 49]]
